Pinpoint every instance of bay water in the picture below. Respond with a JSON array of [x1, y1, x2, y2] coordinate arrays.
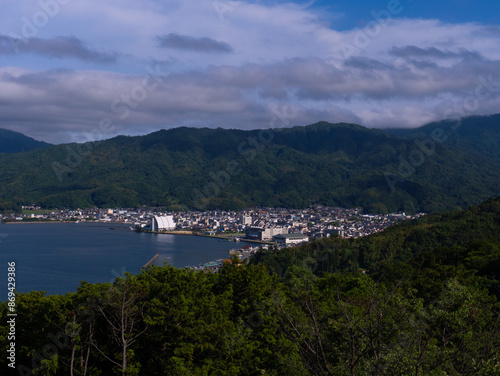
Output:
[[0, 222, 251, 300]]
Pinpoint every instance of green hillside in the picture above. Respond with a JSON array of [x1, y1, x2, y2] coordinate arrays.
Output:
[[252, 196, 500, 289], [0, 119, 499, 213], [386, 114, 500, 162]]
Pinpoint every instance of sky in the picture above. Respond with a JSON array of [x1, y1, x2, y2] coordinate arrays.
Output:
[[0, 0, 500, 144]]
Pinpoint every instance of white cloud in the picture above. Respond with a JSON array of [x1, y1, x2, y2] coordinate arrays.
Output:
[[0, 1, 499, 143]]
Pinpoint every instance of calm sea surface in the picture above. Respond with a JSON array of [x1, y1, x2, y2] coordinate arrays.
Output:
[[0, 223, 251, 299]]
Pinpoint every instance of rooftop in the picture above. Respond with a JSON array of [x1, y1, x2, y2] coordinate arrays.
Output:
[[273, 233, 309, 239]]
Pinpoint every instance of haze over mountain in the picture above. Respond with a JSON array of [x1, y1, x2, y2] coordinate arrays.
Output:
[[1, 1, 500, 144], [386, 114, 500, 162], [0, 115, 499, 213]]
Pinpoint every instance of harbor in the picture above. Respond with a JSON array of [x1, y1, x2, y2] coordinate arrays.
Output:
[[0, 222, 254, 298]]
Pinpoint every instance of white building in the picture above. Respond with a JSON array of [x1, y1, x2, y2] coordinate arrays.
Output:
[[151, 215, 176, 231], [239, 215, 253, 226], [273, 233, 309, 245], [246, 227, 287, 241]]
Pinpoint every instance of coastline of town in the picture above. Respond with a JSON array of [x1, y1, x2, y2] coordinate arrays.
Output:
[[2, 205, 425, 271], [2, 205, 424, 237]]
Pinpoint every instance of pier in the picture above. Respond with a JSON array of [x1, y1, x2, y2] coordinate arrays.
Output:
[[142, 252, 159, 269], [138, 229, 272, 244]]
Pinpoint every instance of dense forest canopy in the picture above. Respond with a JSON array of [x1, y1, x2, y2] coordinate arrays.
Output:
[[0, 115, 499, 213], [2, 197, 499, 375]]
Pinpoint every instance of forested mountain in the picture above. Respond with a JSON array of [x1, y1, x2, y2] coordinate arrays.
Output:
[[386, 114, 500, 162], [0, 117, 499, 213], [2, 197, 499, 375], [0, 128, 51, 153]]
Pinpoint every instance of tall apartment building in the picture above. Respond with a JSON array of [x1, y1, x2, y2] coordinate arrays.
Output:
[[245, 226, 287, 241], [239, 216, 253, 226]]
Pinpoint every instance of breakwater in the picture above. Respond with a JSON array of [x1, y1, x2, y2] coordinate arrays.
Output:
[[139, 229, 272, 244], [142, 253, 159, 269]]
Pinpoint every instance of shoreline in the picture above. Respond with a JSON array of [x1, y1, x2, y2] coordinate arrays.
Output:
[[2, 220, 129, 225], [3, 221, 78, 224], [0, 223, 258, 299], [1, 221, 274, 245], [140, 230, 273, 245]]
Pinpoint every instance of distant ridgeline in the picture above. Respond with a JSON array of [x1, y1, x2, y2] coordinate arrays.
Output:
[[0, 114, 499, 213], [0, 128, 51, 153]]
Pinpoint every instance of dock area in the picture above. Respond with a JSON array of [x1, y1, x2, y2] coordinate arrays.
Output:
[[139, 229, 272, 244], [142, 252, 159, 269]]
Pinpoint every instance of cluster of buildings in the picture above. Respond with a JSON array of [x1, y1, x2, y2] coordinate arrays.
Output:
[[3, 205, 424, 272], [170, 206, 421, 241], [3, 206, 424, 242]]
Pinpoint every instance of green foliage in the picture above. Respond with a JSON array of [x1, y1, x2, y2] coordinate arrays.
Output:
[[1, 199, 500, 375], [0, 201, 21, 213], [253, 197, 500, 287], [1, 119, 500, 212], [387, 113, 500, 162]]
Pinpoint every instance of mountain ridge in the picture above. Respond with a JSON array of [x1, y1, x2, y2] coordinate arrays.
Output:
[[0, 128, 52, 153], [384, 114, 500, 161], [0, 116, 499, 212]]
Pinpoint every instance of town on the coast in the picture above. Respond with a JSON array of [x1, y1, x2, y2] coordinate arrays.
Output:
[[2, 205, 424, 244], [3, 205, 422, 271]]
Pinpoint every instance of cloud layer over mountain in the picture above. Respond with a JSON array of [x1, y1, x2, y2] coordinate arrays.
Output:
[[0, 0, 499, 143]]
